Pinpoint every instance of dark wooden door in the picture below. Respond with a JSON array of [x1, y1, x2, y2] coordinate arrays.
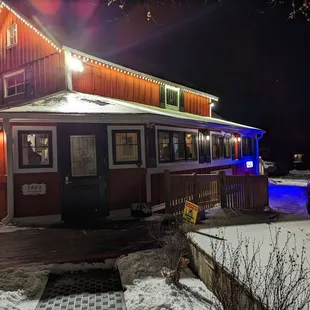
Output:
[[57, 123, 108, 220]]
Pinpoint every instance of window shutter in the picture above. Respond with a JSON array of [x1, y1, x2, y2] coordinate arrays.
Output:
[[179, 90, 185, 112], [160, 85, 165, 108], [145, 125, 157, 168], [0, 76, 3, 106], [25, 66, 34, 99]]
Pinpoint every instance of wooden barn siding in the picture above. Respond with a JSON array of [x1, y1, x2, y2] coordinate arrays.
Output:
[[184, 92, 210, 116], [108, 168, 147, 210], [0, 131, 7, 220], [32, 53, 66, 97], [72, 63, 160, 107], [14, 173, 61, 217], [0, 9, 58, 73]]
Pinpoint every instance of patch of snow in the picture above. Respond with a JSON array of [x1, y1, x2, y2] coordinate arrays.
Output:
[[118, 250, 221, 310], [0, 223, 31, 234], [270, 178, 307, 187], [0, 260, 116, 310], [125, 277, 221, 310], [269, 184, 308, 215], [290, 170, 310, 176], [191, 220, 310, 309]]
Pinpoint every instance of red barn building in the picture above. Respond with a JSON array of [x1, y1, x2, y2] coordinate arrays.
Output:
[[0, 1, 264, 222]]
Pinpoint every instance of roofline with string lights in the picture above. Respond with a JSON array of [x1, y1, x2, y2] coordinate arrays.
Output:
[[0, 0, 219, 102], [0, 0, 62, 52], [63, 46, 219, 102]]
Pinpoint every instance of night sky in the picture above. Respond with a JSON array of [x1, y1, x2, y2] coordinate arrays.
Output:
[[9, 0, 310, 163]]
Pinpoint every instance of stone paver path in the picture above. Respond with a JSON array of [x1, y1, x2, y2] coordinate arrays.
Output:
[[36, 269, 126, 310]]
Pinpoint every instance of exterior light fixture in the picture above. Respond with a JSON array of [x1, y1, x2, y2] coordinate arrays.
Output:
[[238, 137, 241, 142], [206, 135, 210, 141], [210, 102, 215, 108], [67, 55, 84, 72]]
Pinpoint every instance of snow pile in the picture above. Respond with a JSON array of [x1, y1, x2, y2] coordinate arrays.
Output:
[[0, 260, 116, 310], [270, 178, 308, 187], [0, 268, 48, 310], [124, 277, 221, 310], [117, 250, 222, 310]]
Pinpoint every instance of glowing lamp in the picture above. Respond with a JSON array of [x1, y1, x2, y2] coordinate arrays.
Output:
[[237, 137, 241, 142], [206, 135, 210, 141], [210, 102, 215, 108], [68, 56, 84, 72]]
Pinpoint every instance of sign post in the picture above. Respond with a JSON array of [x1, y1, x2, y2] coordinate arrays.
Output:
[[183, 201, 199, 224]]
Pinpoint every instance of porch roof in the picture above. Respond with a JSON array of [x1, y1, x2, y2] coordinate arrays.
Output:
[[0, 91, 264, 135]]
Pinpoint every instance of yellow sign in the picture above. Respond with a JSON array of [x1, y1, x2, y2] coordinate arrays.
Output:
[[183, 201, 199, 224]]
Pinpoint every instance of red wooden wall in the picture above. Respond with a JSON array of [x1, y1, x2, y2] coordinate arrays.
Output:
[[0, 131, 6, 220], [184, 92, 210, 116], [73, 63, 160, 107], [0, 8, 59, 73]]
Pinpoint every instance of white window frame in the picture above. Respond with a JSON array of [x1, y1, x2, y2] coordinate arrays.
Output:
[[13, 126, 58, 174], [7, 23, 18, 48], [165, 85, 180, 111], [241, 134, 254, 158], [107, 125, 145, 169], [155, 125, 199, 167], [3, 69, 25, 98]]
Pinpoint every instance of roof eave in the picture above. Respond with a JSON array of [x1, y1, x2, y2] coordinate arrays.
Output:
[[62, 46, 219, 101]]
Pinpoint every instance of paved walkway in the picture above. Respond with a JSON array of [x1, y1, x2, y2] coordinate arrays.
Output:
[[0, 220, 156, 269], [36, 269, 126, 310]]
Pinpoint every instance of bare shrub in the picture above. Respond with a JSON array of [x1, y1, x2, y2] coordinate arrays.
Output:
[[149, 214, 194, 285], [210, 226, 310, 310]]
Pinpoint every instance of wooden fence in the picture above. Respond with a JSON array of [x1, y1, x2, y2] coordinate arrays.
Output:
[[164, 170, 269, 215]]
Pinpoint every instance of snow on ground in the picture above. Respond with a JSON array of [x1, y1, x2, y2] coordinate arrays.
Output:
[[191, 220, 310, 309], [0, 222, 33, 234], [117, 250, 222, 310], [269, 183, 308, 215], [290, 169, 310, 176], [270, 178, 308, 187], [0, 260, 115, 310]]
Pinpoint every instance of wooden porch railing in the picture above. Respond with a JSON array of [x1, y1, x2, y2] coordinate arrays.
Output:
[[164, 170, 269, 215]]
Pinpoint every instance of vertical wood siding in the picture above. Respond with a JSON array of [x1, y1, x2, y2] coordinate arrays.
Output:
[[184, 92, 210, 116], [0, 9, 58, 73], [73, 63, 160, 107]]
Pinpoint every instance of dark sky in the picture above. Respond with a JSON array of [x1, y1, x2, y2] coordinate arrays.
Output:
[[9, 0, 310, 159]]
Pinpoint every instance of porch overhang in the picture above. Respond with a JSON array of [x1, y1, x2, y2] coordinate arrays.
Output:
[[0, 91, 265, 136]]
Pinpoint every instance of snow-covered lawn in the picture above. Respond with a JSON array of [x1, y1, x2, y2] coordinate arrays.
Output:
[[191, 219, 310, 309], [117, 250, 222, 310], [0, 261, 115, 310]]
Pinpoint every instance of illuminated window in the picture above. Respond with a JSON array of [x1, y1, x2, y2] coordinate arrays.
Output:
[[7, 24, 17, 47], [18, 131, 52, 168], [112, 130, 141, 164], [3, 70, 25, 98], [158, 130, 197, 163]]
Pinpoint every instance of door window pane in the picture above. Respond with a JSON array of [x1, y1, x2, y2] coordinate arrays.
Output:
[[70, 135, 97, 177]]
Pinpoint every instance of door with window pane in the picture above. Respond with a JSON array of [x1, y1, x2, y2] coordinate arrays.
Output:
[[57, 124, 108, 220]]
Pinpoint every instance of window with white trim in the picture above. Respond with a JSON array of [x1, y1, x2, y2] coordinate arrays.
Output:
[[158, 130, 197, 163], [112, 130, 141, 165], [4, 70, 25, 98], [18, 131, 53, 169], [7, 24, 17, 47], [212, 135, 232, 159], [165, 86, 179, 110]]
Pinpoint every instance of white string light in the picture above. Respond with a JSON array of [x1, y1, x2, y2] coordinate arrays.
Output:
[[1, 1, 61, 52]]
